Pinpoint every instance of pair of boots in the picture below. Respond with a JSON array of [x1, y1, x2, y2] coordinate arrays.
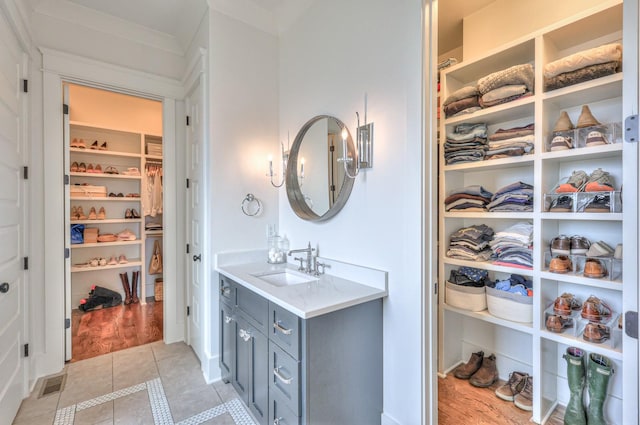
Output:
[[564, 347, 614, 425], [79, 285, 122, 311], [120, 271, 139, 305], [453, 350, 499, 388]]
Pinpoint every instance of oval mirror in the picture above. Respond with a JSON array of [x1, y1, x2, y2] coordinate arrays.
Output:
[[286, 115, 356, 222]]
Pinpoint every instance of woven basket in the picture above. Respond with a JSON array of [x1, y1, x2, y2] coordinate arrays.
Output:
[[154, 278, 163, 301]]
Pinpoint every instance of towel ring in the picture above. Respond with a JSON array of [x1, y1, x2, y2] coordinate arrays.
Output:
[[241, 193, 262, 217]]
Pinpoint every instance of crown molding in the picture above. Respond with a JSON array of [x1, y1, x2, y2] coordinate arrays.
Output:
[[1, 0, 34, 52], [209, 0, 277, 35]]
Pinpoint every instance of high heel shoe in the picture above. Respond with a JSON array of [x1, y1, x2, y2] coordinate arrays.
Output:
[[99, 141, 107, 150], [88, 207, 97, 220], [97, 206, 106, 220], [90, 140, 99, 149], [76, 206, 87, 220], [71, 161, 79, 172], [125, 208, 133, 219], [78, 162, 87, 172], [71, 206, 78, 221], [131, 209, 141, 219]]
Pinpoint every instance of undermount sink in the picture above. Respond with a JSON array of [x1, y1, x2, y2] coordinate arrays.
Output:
[[251, 269, 318, 287]]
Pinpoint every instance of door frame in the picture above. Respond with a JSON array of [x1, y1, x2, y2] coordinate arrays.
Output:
[[40, 47, 185, 375]]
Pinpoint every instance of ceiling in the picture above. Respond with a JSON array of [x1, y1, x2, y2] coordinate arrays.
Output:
[[438, 0, 496, 55]]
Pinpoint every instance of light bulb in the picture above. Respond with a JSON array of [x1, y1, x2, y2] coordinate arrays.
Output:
[[341, 127, 348, 142]]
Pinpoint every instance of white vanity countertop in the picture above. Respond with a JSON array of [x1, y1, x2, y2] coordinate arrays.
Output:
[[215, 250, 388, 319]]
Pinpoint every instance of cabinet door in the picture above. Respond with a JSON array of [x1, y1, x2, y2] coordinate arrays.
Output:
[[248, 327, 268, 425], [219, 301, 234, 383], [232, 317, 249, 401]]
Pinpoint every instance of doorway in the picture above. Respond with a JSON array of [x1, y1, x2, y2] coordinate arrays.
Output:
[[64, 84, 165, 362]]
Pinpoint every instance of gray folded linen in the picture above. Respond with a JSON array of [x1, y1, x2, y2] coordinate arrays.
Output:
[[477, 63, 534, 95], [544, 61, 621, 91]]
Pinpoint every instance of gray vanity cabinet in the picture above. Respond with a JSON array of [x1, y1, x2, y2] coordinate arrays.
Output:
[[219, 299, 234, 383], [219, 276, 382, 425]]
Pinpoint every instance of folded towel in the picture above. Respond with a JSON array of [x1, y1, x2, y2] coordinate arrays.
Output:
[[544, 60, 621, 91], [443, 85, 478, 106], [477, 63, 534, 95], [543, 43, 622, 79], [481, 84, 527, 103]]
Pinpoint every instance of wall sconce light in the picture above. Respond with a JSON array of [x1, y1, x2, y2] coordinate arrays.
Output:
[[338, 95, 374, 179], [267, 141, 288, 187]]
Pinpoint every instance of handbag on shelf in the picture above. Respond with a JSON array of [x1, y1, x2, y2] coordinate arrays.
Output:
[[149, 239, 163, 275]]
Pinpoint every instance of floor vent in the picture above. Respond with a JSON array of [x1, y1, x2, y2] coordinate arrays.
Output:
[[39, 374, 66, 398]]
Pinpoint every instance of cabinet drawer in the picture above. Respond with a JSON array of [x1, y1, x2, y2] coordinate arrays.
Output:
[[237, 284, 269, 334], [269, 303, 301, 360], [269, 390, 300, 425], [269, 342, 300, 416], [219, 276, 236, 305]]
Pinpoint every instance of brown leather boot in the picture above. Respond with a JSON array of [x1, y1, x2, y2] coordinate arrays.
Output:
[[119, 272, 132, 305], [453, 351, 484, 379], [131, 271, 140, 303], [470, 354, 499, 387]]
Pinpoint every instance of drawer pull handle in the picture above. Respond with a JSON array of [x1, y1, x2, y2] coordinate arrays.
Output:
[[273, 367, 293, 384], [273, 321, 292, 335], [274, 418, 283, 425], [239, 329, 252, 342], [220, 287, 231, 296], [224, 315, 234, 324]]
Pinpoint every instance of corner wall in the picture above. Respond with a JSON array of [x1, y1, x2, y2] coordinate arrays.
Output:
[[278, 1, 424, 423]]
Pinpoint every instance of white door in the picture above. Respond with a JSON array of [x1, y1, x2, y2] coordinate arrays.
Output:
[[0, 11, 28, 424], [186, 75, 206, 361]]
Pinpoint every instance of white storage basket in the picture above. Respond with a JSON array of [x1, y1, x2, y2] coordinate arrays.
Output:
[[486, 286, 533, 323], [445, 282, 487, 312]]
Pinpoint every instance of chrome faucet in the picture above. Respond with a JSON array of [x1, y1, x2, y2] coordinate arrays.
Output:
[[288, 242, 315, 273]]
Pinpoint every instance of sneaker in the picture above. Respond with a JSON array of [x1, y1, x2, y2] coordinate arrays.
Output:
[[453, 351, 484, 379], [576, 105, 601, 128], [586, 240, 614, 257], [107, 256, 118, 265], [570, 235, 591, 255], [584, 194, 611, 212], [495, 371, 528, 401], [584, 168, 614, 192], [550, 235, 570, 256], [549, 195, 573, 212], [585, 130, 608, 147], [554, 170, 588, 193], [550, 135, 573, 151], [514, 376, 533, 411]]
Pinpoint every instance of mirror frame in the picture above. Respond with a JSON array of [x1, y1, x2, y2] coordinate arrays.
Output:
[[286, 115, 356, 222]]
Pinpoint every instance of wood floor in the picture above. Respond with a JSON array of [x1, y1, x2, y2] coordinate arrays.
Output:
[[71, 298, 163, 362], [438, 376, 565, 424]]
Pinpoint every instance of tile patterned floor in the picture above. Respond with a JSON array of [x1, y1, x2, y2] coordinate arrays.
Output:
[[12, 342, 257, 425]]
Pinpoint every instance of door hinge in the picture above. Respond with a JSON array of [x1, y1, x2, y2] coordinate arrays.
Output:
[[23, 257, 28, 270], [23, 343, 29, 357], [186, 243, 190, 254], [64, 248, 70, 259], [187, 306, 190, 316], [625, 311, 638, 339], [330, 184, 335, 192], [64, 174, 70, 185], [329, 145, 335, 152], [625, 115, 638, 143], [65, 318, 71, 329], [186, 178, 190, 189], [63, 103, 69, 115], [23, 166, 28, 180], [434, 282, 438, 295], [186, 116, 190, 126], [22, 79, 28, 93]]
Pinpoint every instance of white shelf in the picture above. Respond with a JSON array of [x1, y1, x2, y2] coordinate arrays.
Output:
[[70, 196, 141, 202], [542, 72, 623, 108], [540, 271, 623, 291], [443, 155, 534, 172], [540, 330, 622, 361], [443, 212, 534, 220], [444, 95, 535, 126], [70, 240, 142, 248], [541, 212, 623, 221], [442, 304, 534, 335], [541, 143, 622, 163], [442, 257, 534, 276], [71, 260, 143, 273], [70, 218, 143, 225], [70, 172, 142, 180], [145, 154, 163, 160], [69, 147, 140, 158]]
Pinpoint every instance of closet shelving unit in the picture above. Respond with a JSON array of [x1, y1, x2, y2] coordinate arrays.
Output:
[[438, 2, 626, 423], [68, 121, 163, 306], [143, 135, 164, 298]]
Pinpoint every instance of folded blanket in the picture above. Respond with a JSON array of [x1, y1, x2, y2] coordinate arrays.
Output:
[[478, 63, 534, 95], [544, 43, 622, 78], [481, 84, 527, 103], [480, 92, 532, 108], [489, 124, 534, 141], [544, 60, 621, 91], [443, 85, 478, 106], [444, 193, 492, 205], [487, 135, 535, 149], [444, 96, 480, 117]]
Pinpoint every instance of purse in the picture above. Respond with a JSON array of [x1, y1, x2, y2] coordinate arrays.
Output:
[[149, 239, 163, 274]]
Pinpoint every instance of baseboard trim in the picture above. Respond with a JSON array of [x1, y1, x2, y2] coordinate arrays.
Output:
[[202, 352, 221, 384], [381, 413, 401, 425]]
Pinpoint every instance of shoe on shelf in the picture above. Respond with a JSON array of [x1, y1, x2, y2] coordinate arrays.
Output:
[[70, 138, 80, 148], [554, 170, 588, 193], [118, 254, 128, 264], [553, 293, 581, 315], [87, 163, 95, 173], [76, 206, 87, 220], [584, 194, 611, 213], [453, 350, 484, 379], [614, 244, 623, 260], [104, 166, 119, 175], [97, 206, 106, 220], [514, 376, 533, 411], [549, 255, 572, 273], [585, 130, 608, 147], [586, 241, 614, 257], [107, 256, 118, 265], [549, 195, 573, 212], [581, 295, 612, 322], [469, 354, 499, 388], [90, 140, 99, 149], [98, 257, 107, 266], [570, 235, 591, 255], [99, 141, 108, 150], [584, 258, 607, 278], [70, 161, 79, 172], [125, 208, 133, 219], [131, 209, 141, 219], [584, 168, 615, 192], [550, 235, 570, 256], [71, 206, 78, 221], [89, 258, 99, 267], [78, 162, 87, 173], [546, 314, 574, 333], [583, 323, 611, 343], [550, 135, 573, 151], [72, 138, 86, 149], [117, 229, 136, 241], [95, 164, 103, 174], [576, 105, 601, 128], [88, 206, 97, 220], [553, 111, 574, 133], [495, 371, 528, 401]]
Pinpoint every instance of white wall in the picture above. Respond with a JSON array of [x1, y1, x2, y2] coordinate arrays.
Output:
[[278, 1, 424, 423], [206, 9, 280, 380]]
